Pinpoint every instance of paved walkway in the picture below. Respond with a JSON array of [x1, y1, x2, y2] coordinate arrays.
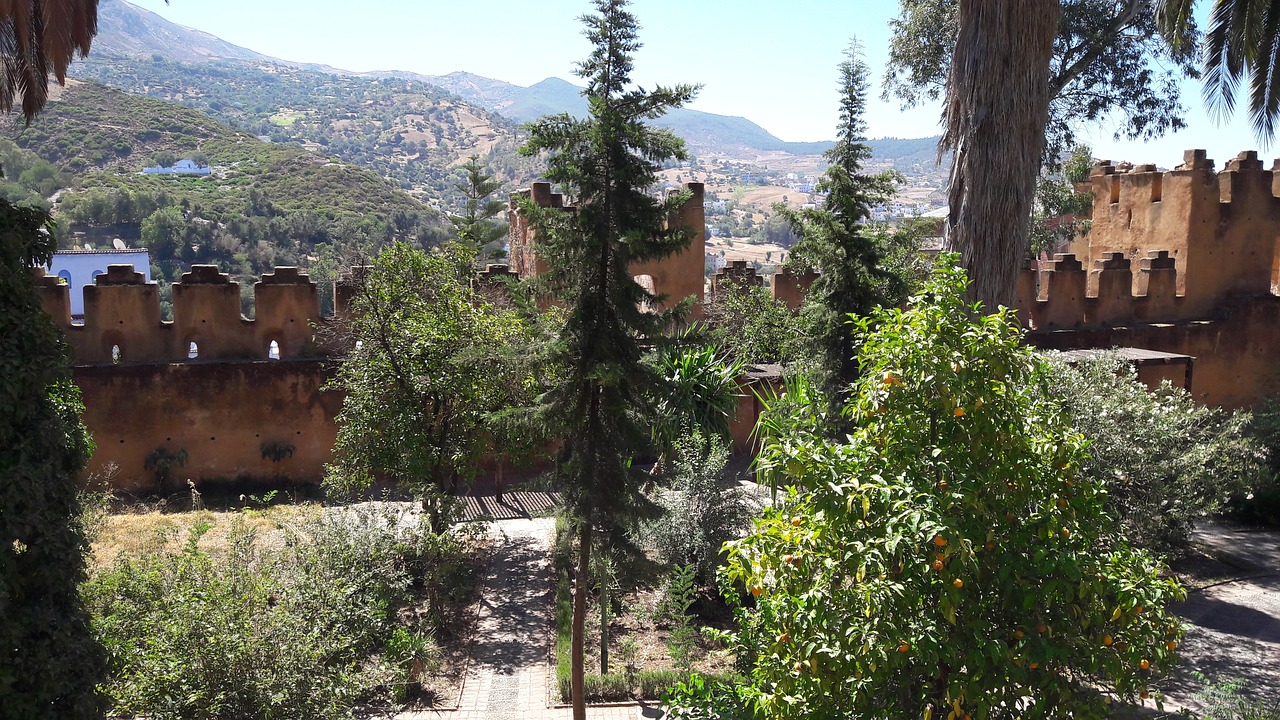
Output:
[[398, 515, 658, 720]]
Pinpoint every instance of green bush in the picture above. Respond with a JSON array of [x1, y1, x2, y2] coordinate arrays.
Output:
[[721, 261, 1186, 719], [647, 433, 757, 582], [1046, 352, 1264, 551], [84, 507, 454, 720], [1234, 393, 1280, 526]]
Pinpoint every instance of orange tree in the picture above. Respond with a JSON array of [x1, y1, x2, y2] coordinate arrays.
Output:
[[717, 260, 1185, 719]]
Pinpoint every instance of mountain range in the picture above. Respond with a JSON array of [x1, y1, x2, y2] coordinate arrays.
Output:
[[85, 0, 938, 160]]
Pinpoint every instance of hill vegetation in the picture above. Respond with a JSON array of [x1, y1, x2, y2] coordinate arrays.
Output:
[[4, 80, 446, 315]]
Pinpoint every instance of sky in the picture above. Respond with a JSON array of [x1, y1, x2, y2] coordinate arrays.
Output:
[[125, 0, 1263, 168]]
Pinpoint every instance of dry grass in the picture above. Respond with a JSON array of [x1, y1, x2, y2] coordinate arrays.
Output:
[[88, 502, 323, 569]]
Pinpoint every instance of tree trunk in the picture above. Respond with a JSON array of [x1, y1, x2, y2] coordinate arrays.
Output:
[[572, 523, 591, 720], [599, 552, 609, 675], [942, 0, 1060, 309]]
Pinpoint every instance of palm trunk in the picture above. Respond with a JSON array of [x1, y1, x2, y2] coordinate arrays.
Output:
[[942, 0, 1060, 309], [572, 523, 591, 720]]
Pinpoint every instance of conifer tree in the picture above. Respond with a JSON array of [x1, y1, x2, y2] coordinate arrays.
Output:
[[448, 155, 507, 262], [778, 40, 904, 411], [518, 2, 697, 716]]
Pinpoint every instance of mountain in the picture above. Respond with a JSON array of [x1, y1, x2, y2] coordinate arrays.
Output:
[[85, 0, 840, 158], [91, 0, 270, 64]]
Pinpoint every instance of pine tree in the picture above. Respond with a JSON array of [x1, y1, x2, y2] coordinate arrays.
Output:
[[518, 2, 697, 716], [778, 40, 904, 411], [448, 155, 507, 262]]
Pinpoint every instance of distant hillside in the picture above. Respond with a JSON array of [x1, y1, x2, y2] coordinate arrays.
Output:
[[2, 80, 443, 314], [91, 0, 270, 63]]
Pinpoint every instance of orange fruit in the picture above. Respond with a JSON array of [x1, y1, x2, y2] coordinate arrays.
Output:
[[953, 407, 965, 417], [953, 578, 964, 588], [984, 542, 995, 551], [1057, 499, 1068, 507], [1036, 623, 1047, 634], [1014, 630, 1025, 640], [1139, 659, 1150, 670], [793, 661, 805, 673], [932, 559, 944, 571], [750, 586, 762, 597], [897, 641, 910, 653], [1140, 691, 1149, 699], [1167, 641, 1178, 651], [933, 535, 948, 547], [791, 517, 802, 527], [938, 480, 949, 491], [1029, 662, 1039, 669], [881, 371, 899, 386], [1134, 606, 1143, 614], [1061, 528, 1071, 538], [1102, 635, 1113, 646]]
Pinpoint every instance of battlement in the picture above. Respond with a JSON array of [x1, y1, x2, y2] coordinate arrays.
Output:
[[36, 264, 327, 364], [507, 181, 707, 311], [1067, 149, 1280, 320]]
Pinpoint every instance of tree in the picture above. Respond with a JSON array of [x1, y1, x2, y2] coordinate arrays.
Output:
[[0, 0, 98, 121], [323, 242, 526, 533], [713, 261, 1186, 719], [886, 0, 1200, 162], [703, 282, 803, 366], [942, 0, 1060, 309], [777, 41, 904, 409], [517, 2, 697, 716], [1029, 143, 1096, 255], [1, 198, 104, 717], [1158, 0, 1280, 141], [448, 155, 507, 261]]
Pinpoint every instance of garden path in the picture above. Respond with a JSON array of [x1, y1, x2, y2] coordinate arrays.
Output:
[[397, 512, 658, 720]]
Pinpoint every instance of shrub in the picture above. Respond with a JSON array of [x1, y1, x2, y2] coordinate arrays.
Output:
[[1046, 352, 1264, 551], [85, 508, 450, 720], [719, 261, 1186, 719], [648, 433, 757, 582], [1234, 393, 1280, 526]]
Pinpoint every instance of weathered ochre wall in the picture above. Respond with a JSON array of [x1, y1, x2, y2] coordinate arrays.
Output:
[[1024, 149, 1280, 408], [76, 360, 341, 494], [507, 182, 707, 310]]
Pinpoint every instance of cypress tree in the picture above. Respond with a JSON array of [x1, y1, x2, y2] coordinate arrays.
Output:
[[518, 2, 697, 716], [779, 40, 904, 412]]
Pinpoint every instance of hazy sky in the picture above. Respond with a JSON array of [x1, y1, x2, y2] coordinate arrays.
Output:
[[125, 0, 1262, 167]]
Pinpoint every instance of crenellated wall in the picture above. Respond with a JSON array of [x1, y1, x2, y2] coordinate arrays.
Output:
[[1022, 149, 1280, 407], [507, 182, 707, 311], [35, 264, 325, 365]]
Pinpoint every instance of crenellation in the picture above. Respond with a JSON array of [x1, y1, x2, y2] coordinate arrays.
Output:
[[509, 181, 706, 312], [1086, 252, 1134, 326], [31, 267, 72, 328], [253, 267, 321, 360], [1031, 253, 1087, 329], [771, 267, 817, 310], [81, 264, 167, 364]]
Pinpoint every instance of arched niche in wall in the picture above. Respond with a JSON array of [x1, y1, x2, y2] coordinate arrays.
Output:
[[268, 339, 280, 360]]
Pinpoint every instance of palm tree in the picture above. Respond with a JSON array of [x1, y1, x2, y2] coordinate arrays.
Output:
[[942, 0, 1061, 309], [1158, 0, 1280, 142], [0, 1, 99, 120]]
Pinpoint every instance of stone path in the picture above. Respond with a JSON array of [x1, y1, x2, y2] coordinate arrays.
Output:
[[398, 515, 656, 720]]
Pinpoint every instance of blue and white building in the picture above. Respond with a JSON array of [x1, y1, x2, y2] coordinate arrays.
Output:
[[48, 249, 152, 318]]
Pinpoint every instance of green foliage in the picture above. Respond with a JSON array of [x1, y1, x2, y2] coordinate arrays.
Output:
[[448, 155, 508, 261], [653, 344, 745, 452], [519, 6, 699, 708], [0, 198, 104, 718], [885, 0, 1199, 161], [84, 508, 462, 719], [719, 261, 1186, 719], [778, 41, 904, 407], [648, 433, 756, 582], [1045, 351, 1263, 551], [1193, 673, 1280, 720], [324, 242, 531, 530], [1233, 392, 1280, 525], [703, 282, 804, 366], [1030, 144, 1096, 255], [662, 564, 700, 674], [662, 672, 755, 720]]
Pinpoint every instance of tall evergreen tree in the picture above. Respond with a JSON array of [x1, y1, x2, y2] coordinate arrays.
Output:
[[448, 155, 507, 262], [518, 2, 697, 716], [778, 40, 903, 412]]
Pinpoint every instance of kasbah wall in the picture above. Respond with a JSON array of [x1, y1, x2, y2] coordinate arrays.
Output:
[[33, 161, 1280, 492]]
